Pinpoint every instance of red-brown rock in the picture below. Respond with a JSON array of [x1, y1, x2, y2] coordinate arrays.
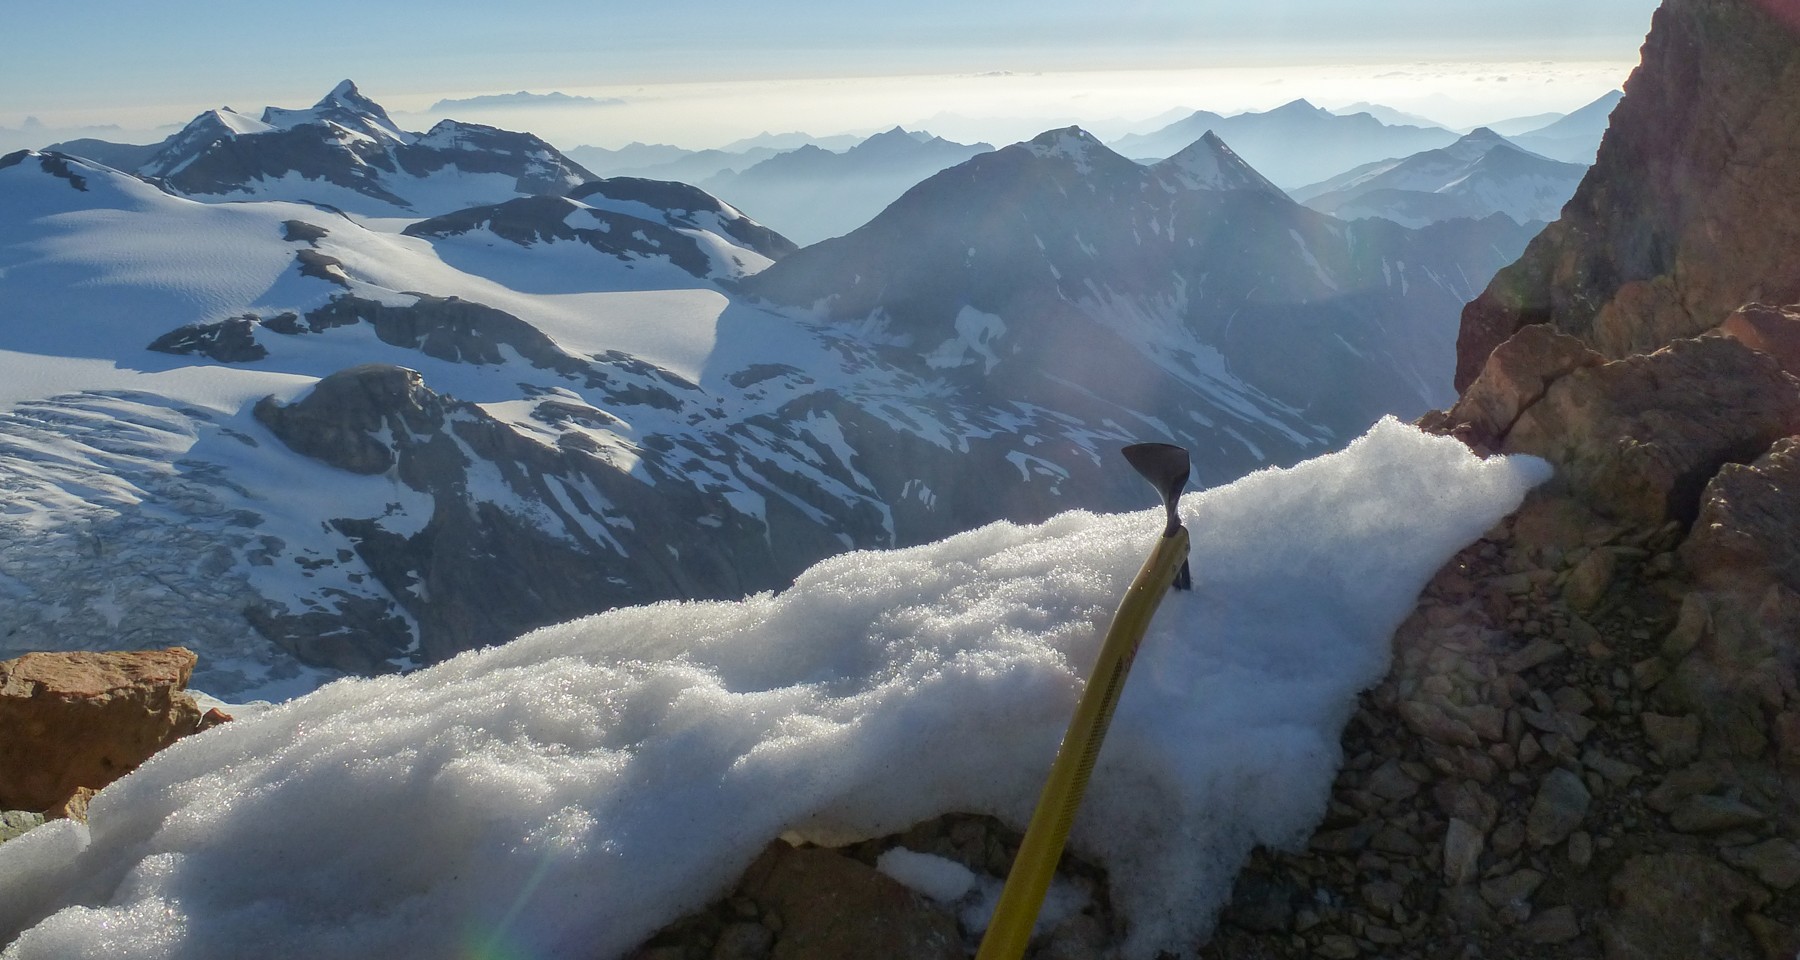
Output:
[[1500, 336, 1800, 527], [1447, 323, 1605, 449], [1683, 436, 1800, 596], [1455, 0, 1800, 391], [1717, 303, 1800, 376], [0, 647, 207, 812]]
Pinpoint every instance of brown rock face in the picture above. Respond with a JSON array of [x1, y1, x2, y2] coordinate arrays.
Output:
[[1717, 302, 1800, 376], [1683, 436, 1800, 595], [1443, 323, 1604, 449], [0, 648, 206, 811], [1500, 335, 1800, 527], [1454, 0, 1800, 390]]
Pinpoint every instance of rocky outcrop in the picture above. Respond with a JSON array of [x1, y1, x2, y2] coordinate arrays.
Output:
[[1203, 3, 1800, 958], [146, 316, 270, 362], [249, 362, 899, 672], [0, 648, 212, 812], [1717, 302, 1800, 375], [401, 177, 799, 283], [1454, 0, 1800, 390], [1682, 436, 1800, 597], [1197, 502, 1798, 960], [133, 84, 596, 215], [1430, 323, 1604, 451], [1499, 334, 1800, 527], [568, 177, 797, 261]]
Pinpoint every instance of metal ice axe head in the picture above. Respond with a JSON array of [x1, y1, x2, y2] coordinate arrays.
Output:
[[1121, 442, 1192, 589]]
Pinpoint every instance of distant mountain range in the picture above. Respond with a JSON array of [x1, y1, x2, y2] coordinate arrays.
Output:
[[700, 127, 994, 245], [428, 91, 626, 111], [1109, 99, 1461, 187], [565, 132, 863, 182], [746, 127, 1536, 444], [1330, 102, 1446, 128], [6, 83, 1539, 696], [47, 81, 595, 216], [1292, 128, 1588, 227], [1506, 90, 1624, 163]]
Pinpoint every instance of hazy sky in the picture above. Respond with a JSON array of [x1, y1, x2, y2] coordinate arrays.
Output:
[[3, 0, 1661, 149]]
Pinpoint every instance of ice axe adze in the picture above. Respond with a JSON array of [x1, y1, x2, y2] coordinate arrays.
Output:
[[974, 442, 1192, 960]]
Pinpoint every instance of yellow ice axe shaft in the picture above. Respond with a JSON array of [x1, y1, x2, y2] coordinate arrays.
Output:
[[976, 443, 1192, 960]]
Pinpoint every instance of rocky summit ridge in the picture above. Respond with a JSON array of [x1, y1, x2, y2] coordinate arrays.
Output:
[[88, 80, 597, 215]]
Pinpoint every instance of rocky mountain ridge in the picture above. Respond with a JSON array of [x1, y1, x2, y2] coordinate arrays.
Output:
[[1110, 99, 1461, 188], [1294, 128, 1588, 228], [747, 126, 1538, 458], [699, 127, 994, 245], [0, 91, 1542, 694], [61, 80, 597, 216]]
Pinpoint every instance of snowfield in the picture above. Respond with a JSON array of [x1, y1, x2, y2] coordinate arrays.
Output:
[[0, 419, 1548, 960]]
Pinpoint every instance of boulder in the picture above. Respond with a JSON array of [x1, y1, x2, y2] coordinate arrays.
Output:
[[1526, 768, 1590, 848], [1501, 336, 1800, 527], [1682, 436, 1800, 596], [0, 648, 206, 811], [1603, 853, 1769, 960], [1445, 323, 1604, 448], [253, 363, 444, 476]]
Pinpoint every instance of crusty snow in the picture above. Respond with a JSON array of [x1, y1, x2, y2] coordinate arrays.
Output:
[[0, 418, 1548, 960]]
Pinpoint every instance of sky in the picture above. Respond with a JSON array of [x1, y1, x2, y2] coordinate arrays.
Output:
[[2, 0, 1661, 150], [0, 417, 1550, 960]]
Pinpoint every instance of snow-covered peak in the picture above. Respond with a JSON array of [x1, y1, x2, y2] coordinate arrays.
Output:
[[139, 109, 277, 177], [261, 80, 415, 145], [1441, 126, 1513, 159], [206, 108, 275, 137], [412, 118, 545, 154], [1154, 130, 1286, 197], [323, 79, 363, 103], [1019, 126, 1112, 172]]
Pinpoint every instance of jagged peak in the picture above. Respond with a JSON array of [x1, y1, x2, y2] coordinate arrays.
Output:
[[856, 126, 918, 149], [260, 81, 413, 144], [322, 79, 364, 104], [1155, 130, 1286, 196]]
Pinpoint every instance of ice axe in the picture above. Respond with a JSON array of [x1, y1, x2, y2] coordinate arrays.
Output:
[[974, 442, 1192, 960]]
